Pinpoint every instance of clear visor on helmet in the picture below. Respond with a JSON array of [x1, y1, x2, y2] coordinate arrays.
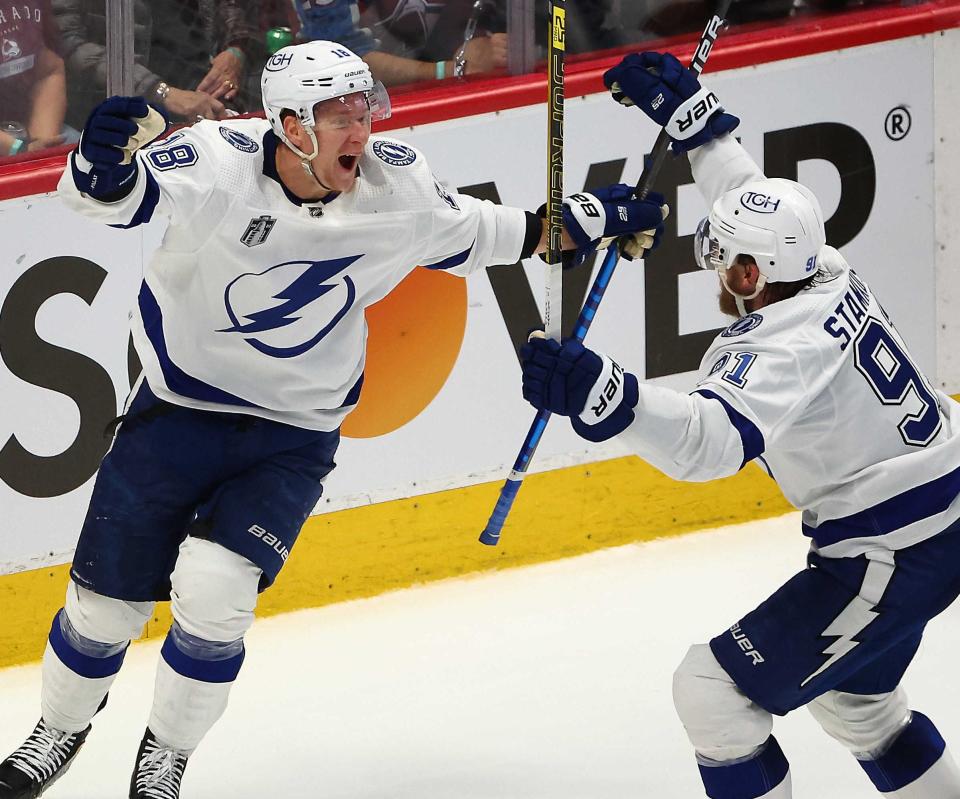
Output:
[[311, 82, 391, 131], [694, 217, 725, 272]]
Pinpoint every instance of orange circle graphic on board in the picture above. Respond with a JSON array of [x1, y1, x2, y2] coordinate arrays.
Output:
[[341, 266, 468, 439]]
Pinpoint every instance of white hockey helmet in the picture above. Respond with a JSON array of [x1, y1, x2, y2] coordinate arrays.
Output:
[[695, 178, 826, 298], [260, 40, 391, 160]]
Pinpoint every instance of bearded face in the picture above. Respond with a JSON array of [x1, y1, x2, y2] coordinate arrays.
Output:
[[718, 279, 741, 318]]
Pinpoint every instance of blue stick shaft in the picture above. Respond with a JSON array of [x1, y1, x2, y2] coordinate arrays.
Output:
[[479, 246, 619, 546]]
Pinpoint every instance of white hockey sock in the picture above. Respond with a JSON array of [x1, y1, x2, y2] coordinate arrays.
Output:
[[41, 609, 128, 733], [147, 625, 245, 753]]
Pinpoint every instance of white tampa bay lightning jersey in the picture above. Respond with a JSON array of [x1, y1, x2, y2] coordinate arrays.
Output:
[[57, 118, 528, 430], [618, 136, 960, 558]]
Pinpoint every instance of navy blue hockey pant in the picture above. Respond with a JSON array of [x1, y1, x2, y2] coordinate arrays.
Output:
[[71, 381, 339, 602], [711, 517, 960, 716]]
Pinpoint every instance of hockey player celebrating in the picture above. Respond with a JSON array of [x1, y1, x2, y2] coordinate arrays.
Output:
[[0, 41, 668, 799], [520, 51, 960, 799]]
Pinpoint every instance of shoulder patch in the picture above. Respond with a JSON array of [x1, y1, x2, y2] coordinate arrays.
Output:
[[219, 127, 259, 153], [434, 178, 459, 211], [721, 313, 764, 337], [372, 140, 417, 167]]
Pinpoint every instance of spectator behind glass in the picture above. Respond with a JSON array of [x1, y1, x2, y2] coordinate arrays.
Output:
[[293, 0, 507, 86], [52, 0, 257, 126], [359, 0, 509, 78], [0, 0, 76, 159]]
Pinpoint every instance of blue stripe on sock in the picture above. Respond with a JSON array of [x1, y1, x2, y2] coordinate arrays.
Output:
[[859, 712, 946, 792], [698, 736, 789, 799], [161, 633, 245, 684], [48, 610, 127, 679]]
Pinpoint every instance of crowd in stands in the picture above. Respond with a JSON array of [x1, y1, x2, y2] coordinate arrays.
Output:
[[0, 0, 905, 163]]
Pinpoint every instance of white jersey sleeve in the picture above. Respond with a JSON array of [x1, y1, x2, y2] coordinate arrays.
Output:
[[417, 171, 527, 276], [617, 384, 753, 482], [354, 136, 528, 277], [687, 134, 765, 207], [58, 125, 220, 229], [422, 186, 529, 275]]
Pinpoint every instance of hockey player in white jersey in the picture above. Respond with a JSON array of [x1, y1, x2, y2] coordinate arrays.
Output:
[[0, 41, 669, 799], [520, 51, 960, 799]]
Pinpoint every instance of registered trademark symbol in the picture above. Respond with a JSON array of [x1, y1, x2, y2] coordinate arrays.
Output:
[[885, 106, 911, 141]]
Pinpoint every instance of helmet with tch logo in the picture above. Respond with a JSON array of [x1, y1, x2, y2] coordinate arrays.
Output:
[[695, 177, 827, 287]]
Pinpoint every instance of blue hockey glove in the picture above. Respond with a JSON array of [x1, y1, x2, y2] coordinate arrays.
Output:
[[73, 96, 168, 200], [603, 52, 739, 153], [562, 185, 668, 268], [520, 334, 640, 442]]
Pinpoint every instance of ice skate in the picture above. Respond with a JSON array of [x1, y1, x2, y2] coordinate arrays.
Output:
[[129, 729, 189, 799], [0, 719, 90, 798]]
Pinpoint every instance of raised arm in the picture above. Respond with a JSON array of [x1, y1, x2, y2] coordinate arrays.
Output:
[[603, 51, 764, 205]]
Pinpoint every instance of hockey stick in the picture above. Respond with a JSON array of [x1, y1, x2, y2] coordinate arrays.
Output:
[[544, 0, 565, 341], [479, 2, 732, 546]]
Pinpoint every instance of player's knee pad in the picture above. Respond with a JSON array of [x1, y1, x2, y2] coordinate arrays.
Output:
[[169, 537, 262, 643], [64, 579, 154, 645], [808, 688, 911, 757], [673, 643, 773, 761]]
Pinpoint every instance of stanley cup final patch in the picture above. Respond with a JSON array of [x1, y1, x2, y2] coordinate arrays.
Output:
[[242, 215, 277, 247]]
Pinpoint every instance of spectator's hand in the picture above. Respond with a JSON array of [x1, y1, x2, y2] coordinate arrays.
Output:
[[164, 88, 228, 121], [464, 33, 508, 75], [197, 49, 244, 102], [0, 130, 19, 156], [28, 135, 65, 152]]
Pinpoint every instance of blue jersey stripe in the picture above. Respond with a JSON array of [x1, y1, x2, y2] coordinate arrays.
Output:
[[803, 463, 960, 548], [109, 169, 161, 230], [693, 389, 766, 469], [424, 243, 474, 270], [139, 283, 262, 408]]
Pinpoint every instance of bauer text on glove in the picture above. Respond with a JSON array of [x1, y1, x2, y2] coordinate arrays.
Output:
[[520, 335, 640, 442], [603, 51, 739, 153]]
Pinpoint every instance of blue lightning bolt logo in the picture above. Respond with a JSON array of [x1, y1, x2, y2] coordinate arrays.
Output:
[[219, 255, 361, 358]]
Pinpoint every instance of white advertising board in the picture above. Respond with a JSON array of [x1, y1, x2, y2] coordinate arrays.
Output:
[[0, 35, 938, 572]]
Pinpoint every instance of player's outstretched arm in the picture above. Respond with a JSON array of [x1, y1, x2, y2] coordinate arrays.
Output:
[[519, 335, 752, 481], [60, 96, 167, 204]]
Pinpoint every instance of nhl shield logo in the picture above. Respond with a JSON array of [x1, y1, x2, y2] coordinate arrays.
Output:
[[242, 216, 276, 247]]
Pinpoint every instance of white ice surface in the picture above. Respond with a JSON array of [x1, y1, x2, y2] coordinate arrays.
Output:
[[2, 512, 958, 798]]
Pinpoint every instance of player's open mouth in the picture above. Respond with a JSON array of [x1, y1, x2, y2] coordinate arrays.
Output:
[[338, 155, 358, 171]]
